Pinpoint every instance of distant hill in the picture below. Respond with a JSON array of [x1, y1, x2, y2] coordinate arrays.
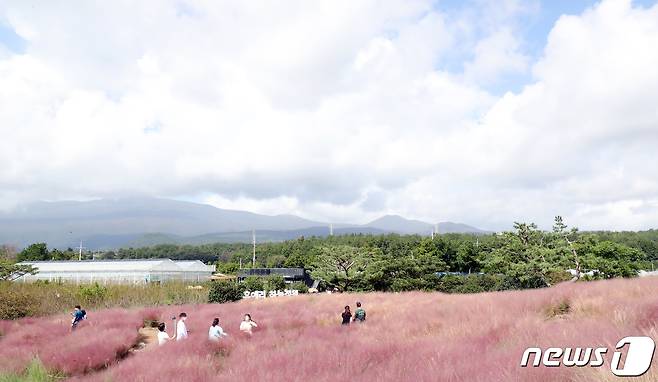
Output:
[[364, 215, 435, 234], [364, 214, 488, 235], [0, 198, 489, 249], [123, 226, 391, 248]]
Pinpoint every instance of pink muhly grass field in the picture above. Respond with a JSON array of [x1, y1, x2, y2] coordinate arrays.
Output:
[[0, 308, 144, 375], [4, 278, 658, 381]]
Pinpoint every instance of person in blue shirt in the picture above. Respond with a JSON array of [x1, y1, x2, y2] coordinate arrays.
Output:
[[71, 305, 86, 331], [353, 302, 366, 323]]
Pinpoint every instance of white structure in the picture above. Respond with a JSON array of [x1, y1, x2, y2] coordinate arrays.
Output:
[[14, 259, 216, 284], [566, 269, 600, 279], [173, 260, 218, 282]]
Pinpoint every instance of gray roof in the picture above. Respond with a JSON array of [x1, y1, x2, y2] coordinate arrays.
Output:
[[18, 259, 213, 273]]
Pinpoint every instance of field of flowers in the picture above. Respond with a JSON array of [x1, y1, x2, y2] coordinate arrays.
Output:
[[2, 277, 658, 381]]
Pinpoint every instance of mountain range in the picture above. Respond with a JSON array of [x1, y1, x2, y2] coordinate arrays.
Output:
[[0, 198, 489, 249]]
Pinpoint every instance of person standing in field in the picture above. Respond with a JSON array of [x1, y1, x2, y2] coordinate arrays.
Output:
[[239, 314, 258, 335], [341, 306, 352, 325], [71, 305, 86, 331], [176, 312, 189, 341], [208, 317, 228, 341], [157, 322, 175, 345], [353, 302, 366, 323]]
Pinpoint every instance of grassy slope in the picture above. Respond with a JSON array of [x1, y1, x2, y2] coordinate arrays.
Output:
[[3, 278, 658, 381]]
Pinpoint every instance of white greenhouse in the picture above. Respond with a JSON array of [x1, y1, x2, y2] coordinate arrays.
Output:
[[14, 259, 216, 284]]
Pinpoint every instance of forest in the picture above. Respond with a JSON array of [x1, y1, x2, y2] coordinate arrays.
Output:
[[6, 217, 657, 294]]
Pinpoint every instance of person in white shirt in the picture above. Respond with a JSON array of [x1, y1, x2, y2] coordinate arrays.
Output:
[[157, 322, 175, 345], [208, 317, 228, 341], [176, 312, 189, 341], [239, 313, 258, 335]]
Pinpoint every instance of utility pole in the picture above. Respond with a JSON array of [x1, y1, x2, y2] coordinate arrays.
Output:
[[77, 240, 86, 261], [252, 230, 256, 268], [431, 224, 438, 239]]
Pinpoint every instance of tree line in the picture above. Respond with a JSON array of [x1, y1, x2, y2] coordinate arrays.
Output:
[[6, 217, 656, 293]]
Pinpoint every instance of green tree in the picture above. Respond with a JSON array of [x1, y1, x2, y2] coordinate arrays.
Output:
[[17, 243, 49, 262], [480, 223, 556, 288], [552, 216, 582, 279], [265, 275, 286, 291], [585, 241, 644, 278], [0, 259, 37, 281], [283, 246, 318, 268], [243, 276, 265, 291], [455, 241, 480, 273], [49, 248, 75, 261], [216, 262, 239, 274], [311, 245, 371, 291], [414, 238, 449, 273], [208, 282, 245, 303]]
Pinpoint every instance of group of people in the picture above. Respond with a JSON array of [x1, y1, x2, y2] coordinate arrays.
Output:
[[156, 312, 259, 345], [341, 301, 366, 325], [72, 300, 366, 344]]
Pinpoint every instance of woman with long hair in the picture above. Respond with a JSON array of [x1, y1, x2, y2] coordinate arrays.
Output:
[[208, 317, 228, 341], [157, 322, 175, 345], [239, 313, 258, 335]]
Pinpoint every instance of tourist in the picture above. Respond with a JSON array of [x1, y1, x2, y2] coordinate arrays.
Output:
[[157, 322, 175, 345], [239, 314, 258, 335], [176, 312, 189, 341], [341, 306, 352, 325], [353, 302, 366, 323], [71, 305, 86, 331], [208, 317, 228, 341]]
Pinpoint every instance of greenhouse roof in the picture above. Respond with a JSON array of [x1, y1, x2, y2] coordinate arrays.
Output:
[[18, 259, 187, 273], [174, 260, 216, 272]]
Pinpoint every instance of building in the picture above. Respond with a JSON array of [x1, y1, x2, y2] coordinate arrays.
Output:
[[237, 268, 313, 287], [14, 259, 216, 284]]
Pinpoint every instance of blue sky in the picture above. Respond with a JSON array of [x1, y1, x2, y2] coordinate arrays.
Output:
[[0, 21, 25, 53]]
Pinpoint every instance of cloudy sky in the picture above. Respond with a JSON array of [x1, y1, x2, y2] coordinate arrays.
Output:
[[1, 0, 657, 231]]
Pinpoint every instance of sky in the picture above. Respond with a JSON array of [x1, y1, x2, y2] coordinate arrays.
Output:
[[1, 0, 658, 231]]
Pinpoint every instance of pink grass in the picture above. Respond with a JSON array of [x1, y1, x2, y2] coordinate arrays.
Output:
[[0, 308, 143, 375], [4, 278, 658, 381]]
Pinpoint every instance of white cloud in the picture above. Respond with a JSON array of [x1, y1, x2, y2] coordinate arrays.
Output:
[[463, 29, 529, 84], [0, 0, 657, 231]]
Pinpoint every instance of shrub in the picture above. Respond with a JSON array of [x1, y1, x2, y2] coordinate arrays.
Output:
[[0, 289, 38, 320], [290, 282, 308, 293], [265, 275, 286, 291], [458, 276, 487, 294], [78, 283, 108, 304], [435, 275, 464, 293], [208, 282, 245, 303], [243, 276, 265, 292]]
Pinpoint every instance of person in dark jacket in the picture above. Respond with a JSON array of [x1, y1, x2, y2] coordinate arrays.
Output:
[[341, 306, 352, 325]]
